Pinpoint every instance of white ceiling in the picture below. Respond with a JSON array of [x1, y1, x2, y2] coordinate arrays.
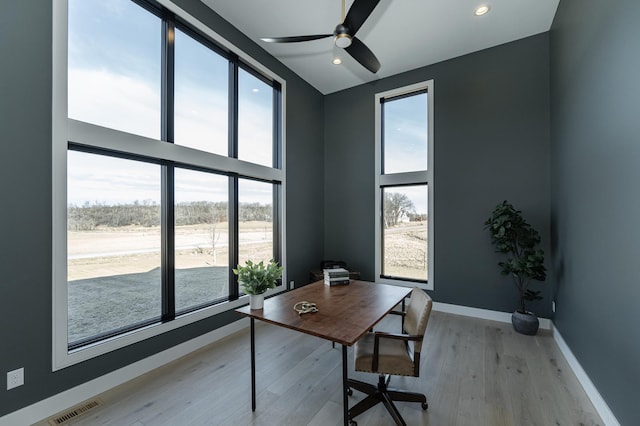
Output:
[[202, 0, 560, 94]]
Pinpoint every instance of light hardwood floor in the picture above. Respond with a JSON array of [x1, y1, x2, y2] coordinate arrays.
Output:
[[47, 311, 603, 425]]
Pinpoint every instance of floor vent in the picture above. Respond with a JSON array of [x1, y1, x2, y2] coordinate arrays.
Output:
[[47, 398, 103, 425]]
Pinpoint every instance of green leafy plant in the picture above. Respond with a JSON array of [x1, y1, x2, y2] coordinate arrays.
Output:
[[485, 201, 546, 313], [233, 259, 283, 295]]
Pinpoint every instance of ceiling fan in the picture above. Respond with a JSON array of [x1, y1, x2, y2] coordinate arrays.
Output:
[[261, 0, 381, 73]]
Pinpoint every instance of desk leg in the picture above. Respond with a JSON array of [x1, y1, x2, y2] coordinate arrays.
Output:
[[251, 318, 256, 411], [342, 344, 348, 426]]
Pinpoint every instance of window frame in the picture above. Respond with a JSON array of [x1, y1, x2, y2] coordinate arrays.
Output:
[[52, 0, 287, 370], [374, 81, 434, 290]]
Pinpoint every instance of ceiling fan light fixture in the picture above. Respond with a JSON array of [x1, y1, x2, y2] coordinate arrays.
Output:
[[334, 33, 352, 48], [475, 5, 490, 16]]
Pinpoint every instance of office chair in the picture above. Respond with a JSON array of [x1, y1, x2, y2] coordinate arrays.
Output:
[[347, 287, 433, 426]]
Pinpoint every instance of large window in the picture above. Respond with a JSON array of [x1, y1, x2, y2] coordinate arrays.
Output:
[[54, 0, 285, 368], [375, 82, 433, 289]]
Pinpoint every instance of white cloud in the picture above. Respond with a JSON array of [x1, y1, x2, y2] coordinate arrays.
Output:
[[68, 68, 161, 140], [68, 151, 160, 206]]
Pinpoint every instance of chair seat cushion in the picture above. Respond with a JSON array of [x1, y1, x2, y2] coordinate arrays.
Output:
[[354, 333, 416, 376]]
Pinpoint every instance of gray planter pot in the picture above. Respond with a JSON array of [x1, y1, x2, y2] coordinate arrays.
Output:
[[512, 310, 539, 335]]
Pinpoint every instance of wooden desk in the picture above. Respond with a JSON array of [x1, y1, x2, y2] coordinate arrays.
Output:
[[236, 280, 411, 426]]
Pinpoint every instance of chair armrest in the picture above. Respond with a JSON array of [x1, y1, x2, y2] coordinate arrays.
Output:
[[374, 331, 422, 342], [372, 331, 423, 371]]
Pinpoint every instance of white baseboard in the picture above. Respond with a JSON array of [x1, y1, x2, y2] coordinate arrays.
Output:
[[0, 318, 249, 426], [432, 301, 553, 330], [552, 324, 620, 426]]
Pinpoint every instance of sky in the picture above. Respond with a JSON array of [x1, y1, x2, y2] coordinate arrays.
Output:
[[67, 0, 274, 206], [383, 93, 429, 175]]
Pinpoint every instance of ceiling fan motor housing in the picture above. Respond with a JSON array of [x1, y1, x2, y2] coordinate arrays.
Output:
[[334, 24, 352, 48]]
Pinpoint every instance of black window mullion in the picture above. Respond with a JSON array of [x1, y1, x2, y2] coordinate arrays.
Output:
[[270, 83, 282, 283], [228, 54, 240, 300], [380, 99, 386, 175], [379, 187, 385, 279], [379, 99, 386, 278], [228, 54, 239, 158], [161, 13, 175, 143], [272, 182, 282, 282], [229, 176, 240, 299], [272, 82, 282, 169], [161, 167, 175, 321], [228, 54, 240, 299], [161, 12, 175, 321]]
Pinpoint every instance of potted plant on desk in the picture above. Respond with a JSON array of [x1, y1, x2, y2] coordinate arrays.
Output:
[[485, 201, 547, 335], [233, 259, 283, 310]]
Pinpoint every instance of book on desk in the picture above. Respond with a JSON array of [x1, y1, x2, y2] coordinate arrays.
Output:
[[323, 268, 350, 286]]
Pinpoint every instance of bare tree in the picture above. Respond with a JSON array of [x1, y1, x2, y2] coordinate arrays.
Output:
[[384, 192, 415, 228], [209, 203, 227, 265]]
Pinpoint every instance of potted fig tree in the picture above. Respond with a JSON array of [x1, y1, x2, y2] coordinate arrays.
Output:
[[233, 259, 283, 310], [485, 201, 546, 335]]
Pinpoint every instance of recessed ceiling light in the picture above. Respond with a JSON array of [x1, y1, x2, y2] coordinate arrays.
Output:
[[475, 5, 490, 16], [332, 58, 342, 65]]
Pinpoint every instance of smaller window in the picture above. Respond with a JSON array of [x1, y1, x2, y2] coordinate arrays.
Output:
[[375, 81, 434, 289]]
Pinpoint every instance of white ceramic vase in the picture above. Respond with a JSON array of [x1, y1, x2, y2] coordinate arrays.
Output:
[[250, 293, 264, 310]]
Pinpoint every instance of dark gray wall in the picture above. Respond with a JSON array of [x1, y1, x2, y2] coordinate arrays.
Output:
[[550, 0, 640, 424], [0, 0, 324, 417], [324, 34, 552, 316]]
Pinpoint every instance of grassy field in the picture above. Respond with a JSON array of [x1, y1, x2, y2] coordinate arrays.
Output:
[[383, 221, 428, 280], [67, 221, 272, 343], [68, 265, 230, 342]]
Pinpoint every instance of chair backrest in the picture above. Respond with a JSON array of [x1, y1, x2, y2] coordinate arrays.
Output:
[[403, 288, 432, 354]]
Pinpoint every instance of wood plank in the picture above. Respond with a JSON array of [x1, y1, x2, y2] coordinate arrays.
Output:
[[482, 323, 516, 426], [308, 400, 343, 426], [455, 316, 486, 425]]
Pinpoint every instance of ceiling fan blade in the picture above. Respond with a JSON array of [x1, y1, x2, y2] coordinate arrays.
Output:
[[261, 34, 332, 43], [345, 37, 380, 73], [343, 0, 381, 35]]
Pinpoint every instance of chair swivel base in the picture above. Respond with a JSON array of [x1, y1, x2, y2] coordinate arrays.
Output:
[[346, 374, 428, 426]]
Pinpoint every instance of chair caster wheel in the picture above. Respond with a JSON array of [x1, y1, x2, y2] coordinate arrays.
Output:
[[346, 387, 353, 396], [421, 402, 429, 410]]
